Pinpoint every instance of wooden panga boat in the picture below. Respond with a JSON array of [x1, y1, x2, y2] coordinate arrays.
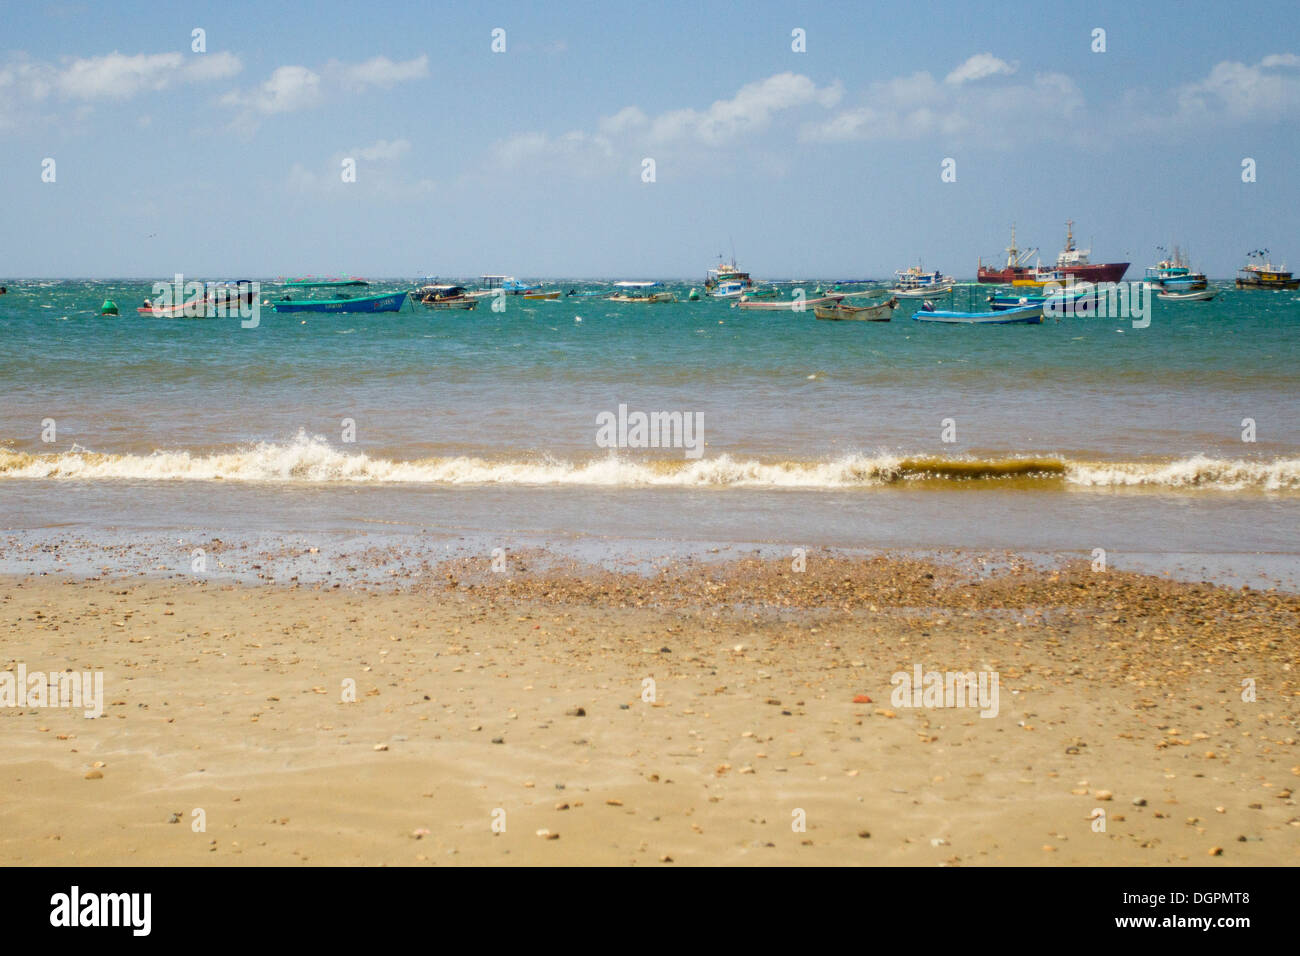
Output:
[[608, 281, 675, 303], [1156, 288, 1217, 302], [813, 297, 898, 321], [912, 302, 1044, 324], [522, 290, 561, 300], [271, 291, 410, 313], [608, 291, 675, 303], [736, 293, 843, 311], [417, 285, 479, 309]]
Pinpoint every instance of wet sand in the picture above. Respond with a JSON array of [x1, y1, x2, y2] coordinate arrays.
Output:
[[2, 553, 1297, 866]]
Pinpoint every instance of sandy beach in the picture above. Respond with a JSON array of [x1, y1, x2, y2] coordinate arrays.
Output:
[[2, 552, 1296, 866]]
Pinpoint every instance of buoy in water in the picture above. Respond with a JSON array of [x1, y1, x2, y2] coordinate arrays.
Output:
[[100, 299, 119, 315], [688, 288, 700, 300]]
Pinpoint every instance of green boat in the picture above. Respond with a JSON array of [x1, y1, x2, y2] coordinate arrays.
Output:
[[282, 277, 369, 289], [272, 291, 409, 313]]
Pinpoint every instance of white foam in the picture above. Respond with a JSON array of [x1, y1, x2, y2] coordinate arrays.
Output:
[[1, 434, 1297, 491]]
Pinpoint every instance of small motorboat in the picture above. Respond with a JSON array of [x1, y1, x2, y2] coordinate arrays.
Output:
[[417, 285, 479, 309], [271, 291, 410, 313], [736, 293, 844, 311], [912, 302, 1044, 324], [813, 297, 898, 321], [1155, 288, 1217, 302], [608, 281, 675, 303]]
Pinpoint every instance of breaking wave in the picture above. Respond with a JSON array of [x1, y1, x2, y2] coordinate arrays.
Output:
[[1, 435, 1297, 491]]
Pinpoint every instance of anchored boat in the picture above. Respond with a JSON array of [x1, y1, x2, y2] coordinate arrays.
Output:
[[1156, 288, 1217, 302], [271, 290, 410, 313], [813, 297, 898, 321], [1235, 251, 1298, 289], [1145, 246, 1208, 291], [891, 265, 955, 298], [913, 302, 1044, 324], [608, 281, 675, 303], [736, 291, 843, 311], [704, 256, 755, 298], [416, 285, 479, 310]]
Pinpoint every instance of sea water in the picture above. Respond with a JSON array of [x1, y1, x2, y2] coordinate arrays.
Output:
[[1, 279, 1297, 586]]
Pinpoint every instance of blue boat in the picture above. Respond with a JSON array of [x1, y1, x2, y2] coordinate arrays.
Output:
[[272, 291, 410, 314], [912, 302, 1044, 324], [988, 286, 1096, 312]]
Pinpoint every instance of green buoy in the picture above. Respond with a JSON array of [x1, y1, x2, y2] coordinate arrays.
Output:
[[688, 288, 700, 300], [100, 299, 119, 316]]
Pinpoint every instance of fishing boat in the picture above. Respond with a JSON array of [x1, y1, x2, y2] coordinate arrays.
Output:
[[1235, 251, 1298, 289], [704, 256, 754, 297], [977, 225, 1047, 285], [1145, 246, 1208, 291], [891, 265, 955, 298], [980, 222, 1128, 284], [137, 280, 255, 317], [1156, 288, 1217, 302], [522, 290, 561, 300], [271, 291, 410, 313], [608, 281, 675, 303], [735, 292, 844, 311], [813, 297, 898, 321], [1049, 220, 1129, 283], [707, 280, 749, 298], [912, 282, 1044, 323], [988, 283, 1096, 313], [416, 285, 479, 310], [913, 302, 1044, 324], [471, 275, 539, 297]]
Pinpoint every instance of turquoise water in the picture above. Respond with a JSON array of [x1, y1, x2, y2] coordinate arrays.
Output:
[[1, 278, 1297, 584]]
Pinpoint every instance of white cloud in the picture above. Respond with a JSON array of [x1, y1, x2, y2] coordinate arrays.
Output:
[[339, 55, 428, 90], [800, 59, 1081, 145], [221, 64, 321, 115], [647, 73, 843, 146], [357, 138, 411, 161], [1173, 52, 1300, 121], [493, 72, 842, 173], [0, 49, 241, 128], [945, 53, 1017, 86], [57, 50, 241, 98], [220, 55, 428, 124]]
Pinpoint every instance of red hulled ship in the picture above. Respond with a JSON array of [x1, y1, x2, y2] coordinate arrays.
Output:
[[978, 221, 1129, 284]]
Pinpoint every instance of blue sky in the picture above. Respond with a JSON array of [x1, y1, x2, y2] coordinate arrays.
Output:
[[3, 0, 1298, 278]]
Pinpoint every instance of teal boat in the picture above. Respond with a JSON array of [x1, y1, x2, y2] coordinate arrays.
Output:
[[913, 302, 1043, 324], [272, 291, 409, 314]]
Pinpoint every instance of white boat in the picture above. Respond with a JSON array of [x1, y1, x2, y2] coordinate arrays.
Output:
[[704, 256, 754, 297], [468, 275, 537, 298], [735, 293, 844, 311], [608, 281, 675, 303], [1155, 288, 1217, 302], [707, 279, 749, 298], [891, 265, 955, 298]]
